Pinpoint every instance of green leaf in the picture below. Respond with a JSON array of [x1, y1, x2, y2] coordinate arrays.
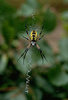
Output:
[[0, 0, 16, 18], [61, 11, 68, 21], [35, 76, 54, 93], [15, 50, 30, 74], [54, 92, 66, 99], [2, 20, 16, 44], [37, 40, 55, 65], [61, 11, 68, 32], [17, 0, 38, 17], [48, 66, 68, 86], [63, 0, 68, 3], [0, 54, 8, 74], [17, 4, 35, 17], [5, 89, 27, 100], [43, 8, 57, 32], [59, 38, 68, 61], [16, 56, 29, 75], [63, 64, 68, 71], [0, 94, 5, 100], [34, 88, 43, 100]]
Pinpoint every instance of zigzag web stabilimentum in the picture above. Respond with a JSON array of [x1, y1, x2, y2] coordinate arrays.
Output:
[[25, 13, 36, 93], [25, 52, 32, 93]]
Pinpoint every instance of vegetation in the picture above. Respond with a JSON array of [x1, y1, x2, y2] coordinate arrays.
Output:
[[0, 0, 68, 100]]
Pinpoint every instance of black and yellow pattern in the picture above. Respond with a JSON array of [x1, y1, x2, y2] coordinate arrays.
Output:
[[18, 26, 47, 64], [30, 30, 37, 41]]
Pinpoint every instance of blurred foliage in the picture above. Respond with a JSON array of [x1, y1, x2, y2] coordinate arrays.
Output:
[[43, 8, 57, 32], [17, 0, 38, 17], [61, 11, 68, 36], [0, 0, 68, 100], [0, 0, 15, 18]]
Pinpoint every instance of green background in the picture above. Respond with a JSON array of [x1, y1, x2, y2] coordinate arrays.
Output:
[[0, 0, 68, 100]]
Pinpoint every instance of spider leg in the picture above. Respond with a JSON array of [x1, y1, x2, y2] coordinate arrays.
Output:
[[37, 34, 45, 41], [25, 25, 31, 39], [23, 48, 28, 64], [36, 44, 47, 64], [37, 25, 44, 40], [18, 43, 31, 64], [20, 34, 30, 41], [17, 52, 24, 61]]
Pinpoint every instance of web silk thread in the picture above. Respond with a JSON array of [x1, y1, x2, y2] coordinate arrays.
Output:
[[25, 55, 32, 93]]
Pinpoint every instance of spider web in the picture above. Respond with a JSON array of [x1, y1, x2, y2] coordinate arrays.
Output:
[[25, 52, 32, 93], [25, 13, 36, 93]]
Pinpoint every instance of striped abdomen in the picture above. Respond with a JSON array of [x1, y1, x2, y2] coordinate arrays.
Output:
[[30, 30, 37, 41]]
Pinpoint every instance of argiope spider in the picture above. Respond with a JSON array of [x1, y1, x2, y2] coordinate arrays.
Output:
[[18, 25, 47, 64]]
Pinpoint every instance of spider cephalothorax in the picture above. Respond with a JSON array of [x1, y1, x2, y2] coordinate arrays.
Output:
[[18, 26, 47, 64]]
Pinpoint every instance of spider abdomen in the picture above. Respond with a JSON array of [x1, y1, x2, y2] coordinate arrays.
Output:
[[30, 30, 37, 41]]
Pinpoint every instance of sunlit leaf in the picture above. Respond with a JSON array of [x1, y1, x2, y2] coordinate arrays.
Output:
[[17, 0, 38, 17], [63, 0, 68, 3], [35, 76, 54, 93], [59, 38, 68, 61], [48, 66, 68, 86], [15, 51, 29, 74], [37, 40, 55, 65], [61, 11, 68, 32], [0, 54, 8, 74], [61, 11, 68, 21], [5, 89, 27, 100]]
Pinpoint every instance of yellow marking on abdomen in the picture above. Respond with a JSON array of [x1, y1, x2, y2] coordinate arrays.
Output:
[[30, 31, 37, 41]]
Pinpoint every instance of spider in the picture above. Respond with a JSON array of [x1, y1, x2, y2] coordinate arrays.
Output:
[[18, 25, 47, 64]]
